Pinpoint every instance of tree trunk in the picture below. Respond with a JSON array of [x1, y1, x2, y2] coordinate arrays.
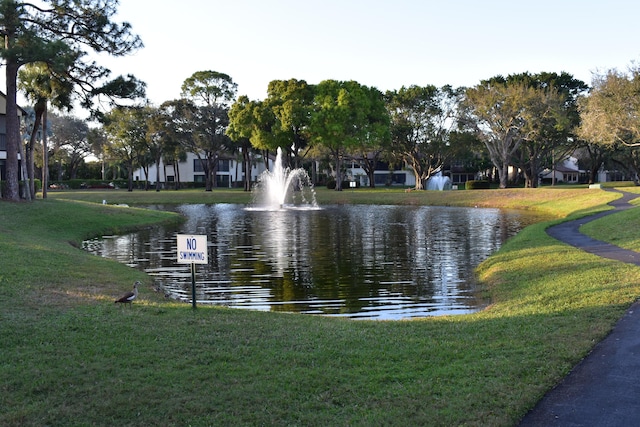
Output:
[[499, 163, 509, 189], [16, 127, 30, 200], [522, 165, 535, 188], [27, 102, 45, 199], [174, 160, 181, 189], [334, 150, 343, 191], [243, 149, 251, 191], [143, 166, 150, 190], [361, 157, 377, 188], [588, 164, 599, 184], [155, 157, 161, 192], [42, 107, 49, 199], [28, 133, 35, 199], [4, 61, 20, 201], [127, 163, 134, 192], [205, 155, 218, 191]]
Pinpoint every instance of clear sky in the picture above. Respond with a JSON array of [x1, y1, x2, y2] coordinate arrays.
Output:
[[93, 0, 640, 105]]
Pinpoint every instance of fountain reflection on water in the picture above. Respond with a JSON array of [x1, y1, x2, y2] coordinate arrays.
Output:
[[251, 147, 319, 210]]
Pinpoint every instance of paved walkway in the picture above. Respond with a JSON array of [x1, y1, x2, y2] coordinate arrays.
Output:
[[519, 189, 640, 426]]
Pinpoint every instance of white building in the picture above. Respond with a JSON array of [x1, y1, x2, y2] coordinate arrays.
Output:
[[133, 152, 273, 188], [136, 152, 420, 189], [345, 160, 416, 187], [540, 157, 583, 184]]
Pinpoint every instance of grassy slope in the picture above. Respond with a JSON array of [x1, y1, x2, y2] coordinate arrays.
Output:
[[2, 188, 639, 426]]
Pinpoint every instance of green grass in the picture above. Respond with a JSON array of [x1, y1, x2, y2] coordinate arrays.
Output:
[[2, 187, 640, 426], [48, 186, 616, 216], [581, 192, 640, 250]]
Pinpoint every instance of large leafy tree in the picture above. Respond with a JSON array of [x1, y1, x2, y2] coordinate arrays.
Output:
[[87, 126, 108, 179], [463, 77, 568, 188], [610, 144, 640, 184], [573, 141, 613, 184], [578, 67, 640, 148], [310, 80, 388, 191], [0, 0, 143, 201], [155, 99, 198, 189], [263, 79, 314, 167], [19, 62, 74, 199], [386, 85, 462, 190], [504, 72, 585, 187], [180, 70, 237, 191], [138, 105, 170, 191], [48, 113, 91, 180], [348, 85, 391, 188], [227, 95, 259, 191], [147, 104, 186, 190], [103, 106, 148, 191], [577, 67, 640, 184]]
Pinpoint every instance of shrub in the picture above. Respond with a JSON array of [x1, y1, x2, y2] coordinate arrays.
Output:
[[465, 180, 490, 190]]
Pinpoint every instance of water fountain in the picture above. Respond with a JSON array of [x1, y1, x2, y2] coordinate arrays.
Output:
[[252, 147, 319, 210], [426, 172, 451, 191]]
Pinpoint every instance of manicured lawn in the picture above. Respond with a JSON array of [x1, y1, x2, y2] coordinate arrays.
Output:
[[2, 187, 639, 426]]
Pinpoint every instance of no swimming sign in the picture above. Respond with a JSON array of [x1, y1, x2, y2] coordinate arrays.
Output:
[[176, 234, 208, 264]]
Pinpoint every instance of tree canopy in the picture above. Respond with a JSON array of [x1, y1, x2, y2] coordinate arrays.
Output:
[[386, 85, 463, 189], [0, 0, 143, 200], [179, 70, 237, 191], [310, 80, 388, 191], [463, 76, 569, 188], [102, 106, 149, 191], [578, 67, 640, 148]]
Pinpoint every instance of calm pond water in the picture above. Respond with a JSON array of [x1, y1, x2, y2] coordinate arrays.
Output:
[[84, 204, 542, 320]]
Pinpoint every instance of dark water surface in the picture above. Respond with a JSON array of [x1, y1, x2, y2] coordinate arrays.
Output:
[[84, 204, 542, 319]]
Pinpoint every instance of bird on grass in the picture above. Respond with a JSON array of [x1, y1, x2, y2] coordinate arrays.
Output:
[[115, 281, 140, 306]]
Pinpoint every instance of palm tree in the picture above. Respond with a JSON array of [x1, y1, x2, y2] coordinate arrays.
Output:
[[18, 63, 73, 199]]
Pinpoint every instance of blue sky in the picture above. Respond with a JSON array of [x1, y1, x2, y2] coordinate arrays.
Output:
[[98, 0, 640, 104]]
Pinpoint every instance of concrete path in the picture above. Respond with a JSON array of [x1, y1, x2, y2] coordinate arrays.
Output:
[[519, 189, 640, 426]]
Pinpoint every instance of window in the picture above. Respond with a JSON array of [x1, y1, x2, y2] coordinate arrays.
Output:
[[193, 159, 204, 173], [219, 159, 230, 172], [374, 172, 406, 185]]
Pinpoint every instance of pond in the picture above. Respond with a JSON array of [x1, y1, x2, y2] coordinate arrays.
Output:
[[84, 204, 542, 320]]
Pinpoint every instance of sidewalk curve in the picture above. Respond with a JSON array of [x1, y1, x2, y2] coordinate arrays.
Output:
[[519, 189, 640, 426]]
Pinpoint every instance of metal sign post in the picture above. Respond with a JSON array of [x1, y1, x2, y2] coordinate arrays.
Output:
[[176, 234, 208, 309]]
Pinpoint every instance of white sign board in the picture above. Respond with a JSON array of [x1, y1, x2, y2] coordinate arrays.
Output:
[[176, 234, 208, 264]]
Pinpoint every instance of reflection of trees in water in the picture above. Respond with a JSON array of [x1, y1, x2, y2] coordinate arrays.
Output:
[[84, 204, 537, 319]]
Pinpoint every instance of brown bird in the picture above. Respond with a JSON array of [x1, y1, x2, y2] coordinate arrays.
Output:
[[115, 281, 140, 305]]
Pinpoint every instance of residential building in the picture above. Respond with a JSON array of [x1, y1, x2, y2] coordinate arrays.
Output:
[[345, 160, 416, 187], [540, 157, 585, 184], [133, 152, 271, 188]]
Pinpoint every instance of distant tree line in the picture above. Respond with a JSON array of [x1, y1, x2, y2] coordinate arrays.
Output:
[[4, 1, 640, 200]]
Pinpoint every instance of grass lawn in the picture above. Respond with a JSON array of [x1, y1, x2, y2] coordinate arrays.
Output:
[[2, 187, 639, 426]]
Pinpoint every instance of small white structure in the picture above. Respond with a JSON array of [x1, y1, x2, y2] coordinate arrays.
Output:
[[540, 157, 582, 183], [345, 161, 416, 187]]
